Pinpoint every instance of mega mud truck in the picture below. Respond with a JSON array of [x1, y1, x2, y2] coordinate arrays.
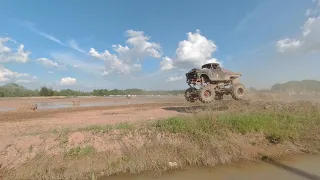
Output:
[[184, 63, 246, 103]]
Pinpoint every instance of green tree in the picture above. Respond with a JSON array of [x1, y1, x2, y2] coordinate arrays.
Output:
[[39, 86, 54, 96]]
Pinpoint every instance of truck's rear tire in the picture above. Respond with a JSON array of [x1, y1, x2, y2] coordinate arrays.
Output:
[[199, 85, 215, 103], [231, 83, 246, 100]]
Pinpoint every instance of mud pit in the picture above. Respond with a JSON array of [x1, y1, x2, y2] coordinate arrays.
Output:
[[0, 94, 320, 180]]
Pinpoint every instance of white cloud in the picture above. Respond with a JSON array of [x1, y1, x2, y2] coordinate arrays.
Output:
[[276, 38, 301, 52], [124, 30, 162, 58], [67, 40, 86, 54], [313, 0, 320, 7], [60, 77, 77, 85], [50, 52, 101, 74], [306, 9, 312, 16], [36, 58, 61, 68], [166, 75, 183, 82], [176, 29, 218, 67], [160, 56, 174, 71], [0, 37, 30, 63], [0, 66, 29, 82], [276, 16, 320, 53], [23, 21, 86, 54], [48, 71, 54, 74], [160, 29, 220, 71], [23, 21, 66, 46], [234, 0, 270, 33], [0, 76, 9, 82], [305, 0, 320, 17], [89, 30, 161, 75], [89, 47, 131, 75], [132, 63, 142, 71], [15, 79, 33, 83], [278, 0, 320, 53], [305, 9, 319, 16]]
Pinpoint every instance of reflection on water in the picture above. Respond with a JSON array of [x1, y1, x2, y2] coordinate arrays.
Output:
[[0, 107, 15, 112], [0, 96, 181, 112], [36, 101, 138, 110], [0, 100, 150, 112], [103, 155, 320, 180]]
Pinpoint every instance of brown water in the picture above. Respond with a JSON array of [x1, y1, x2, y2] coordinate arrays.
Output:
[[0, 99, 160, 112], [104, 155, 320, 180], [36, 101, 134, 110]]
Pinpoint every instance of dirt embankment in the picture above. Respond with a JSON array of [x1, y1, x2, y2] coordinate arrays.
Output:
[[0, 99, 319, 180]]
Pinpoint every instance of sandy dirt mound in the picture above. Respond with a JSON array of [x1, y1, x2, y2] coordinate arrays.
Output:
[[18, 103, 38, 111]]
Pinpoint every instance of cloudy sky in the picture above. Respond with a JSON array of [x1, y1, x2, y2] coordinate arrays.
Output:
[[0, 0, 320, 91]]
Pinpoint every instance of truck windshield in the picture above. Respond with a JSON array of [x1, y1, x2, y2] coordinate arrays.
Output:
[[202, 64, 216, 69]]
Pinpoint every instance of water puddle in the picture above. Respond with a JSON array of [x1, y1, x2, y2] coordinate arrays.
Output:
[[0, 107, 15, 112], [103, 155, 320, 180], [36, 101, 140, 110], [0, 100, 151, 112]]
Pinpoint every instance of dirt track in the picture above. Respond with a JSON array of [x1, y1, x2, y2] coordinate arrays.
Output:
[[0, 96, 187, 130], [0, 97, 190, 173], [0, 102, 190, 136]]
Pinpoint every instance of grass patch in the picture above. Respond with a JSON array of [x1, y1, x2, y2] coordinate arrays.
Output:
[[78, 124, 113, 133], [77, 122, 134, 133], [24, 131, 42, 136], [155, 115, 215, 134], [28, 145, 33, 153], [58, 127, 71, 145], [154, 109, 319, 143], [217, 112, 303, 141], [50, 129, 59, 134], [60, 127, 71, 135], [154, 113, 227, 142], [114, 122, 133, 130], [64, 145, 96, 157]]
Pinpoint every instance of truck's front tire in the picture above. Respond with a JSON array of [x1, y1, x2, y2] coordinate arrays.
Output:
[[185, 87, 198, 102], [199, 85, 215, 103], [231, 83, 246, 100]]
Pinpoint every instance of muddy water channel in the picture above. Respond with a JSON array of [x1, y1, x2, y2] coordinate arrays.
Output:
[[105, 155, 320, 180], [36, 101, 134, 110], [0, 98, 159, 112]]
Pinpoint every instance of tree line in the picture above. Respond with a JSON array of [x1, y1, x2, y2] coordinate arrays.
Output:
[[0, 83, 184, 97]]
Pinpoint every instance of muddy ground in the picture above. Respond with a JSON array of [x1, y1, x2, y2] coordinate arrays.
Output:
[[0, 96, 188, 170], [0, 93, 320, 179]]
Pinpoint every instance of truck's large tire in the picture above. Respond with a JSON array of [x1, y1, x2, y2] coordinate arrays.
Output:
[[184, 87, 198, 102], [199, 85, 215, 103], [231, 83, 246, 100]]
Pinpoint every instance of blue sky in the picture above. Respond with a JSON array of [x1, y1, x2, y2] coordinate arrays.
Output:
[[0, 0, 320, 91]]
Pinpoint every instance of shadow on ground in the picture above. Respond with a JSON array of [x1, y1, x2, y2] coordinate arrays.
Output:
[[261, 156, 320, 180], [162, 105, 229, 113]]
